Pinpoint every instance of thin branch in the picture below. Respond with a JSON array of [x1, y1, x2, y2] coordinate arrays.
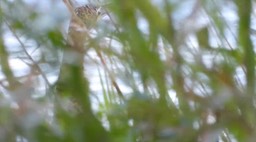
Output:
[[3, 19, 50, 86], [95, 50, 124, 100]]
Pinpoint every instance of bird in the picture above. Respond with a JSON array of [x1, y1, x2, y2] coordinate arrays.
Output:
[[56, 3, 107, 114], [55, 3, 111, 141], [65, 4, 105, 51]]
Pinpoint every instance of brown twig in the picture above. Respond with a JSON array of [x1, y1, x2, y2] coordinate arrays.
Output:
[[95, 50, 124, 100]]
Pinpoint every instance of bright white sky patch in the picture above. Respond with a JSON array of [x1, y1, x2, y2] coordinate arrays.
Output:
[[8, 58, 30, 77]]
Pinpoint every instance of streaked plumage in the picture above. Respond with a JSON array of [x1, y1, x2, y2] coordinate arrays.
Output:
[[74, 4, 103, 29]]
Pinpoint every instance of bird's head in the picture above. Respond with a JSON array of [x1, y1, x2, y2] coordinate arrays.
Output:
[[74, 4, 105, 29]]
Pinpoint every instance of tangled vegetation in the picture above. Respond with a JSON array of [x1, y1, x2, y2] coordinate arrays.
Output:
[[0, 0, 255, 141]]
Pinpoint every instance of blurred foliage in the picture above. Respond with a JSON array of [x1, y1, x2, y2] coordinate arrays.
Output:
[[0, 0, 256, 141]]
